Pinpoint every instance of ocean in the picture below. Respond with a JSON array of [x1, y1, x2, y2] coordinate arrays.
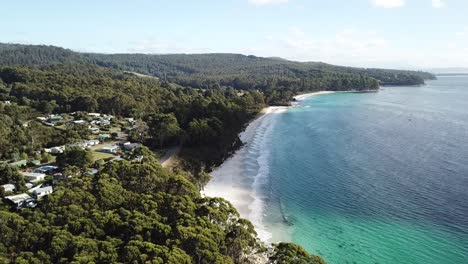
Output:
[[253, 76, 468, 263]]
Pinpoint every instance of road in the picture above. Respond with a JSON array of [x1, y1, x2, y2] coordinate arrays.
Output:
[[159, 145, 182, 168]]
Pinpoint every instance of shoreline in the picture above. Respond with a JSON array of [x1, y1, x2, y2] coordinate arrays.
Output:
[[202, 91, 335, 243]]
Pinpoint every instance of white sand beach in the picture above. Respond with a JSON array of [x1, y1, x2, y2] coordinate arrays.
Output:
[[203, 91, 334, 242], [293, 91, 336, 101], [202, 106, 287, 240]]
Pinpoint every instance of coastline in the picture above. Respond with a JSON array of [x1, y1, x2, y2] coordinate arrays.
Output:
[[202, 91, 334, 243]]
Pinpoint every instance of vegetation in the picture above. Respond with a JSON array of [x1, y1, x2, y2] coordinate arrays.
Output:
[[0, 163, 26, 193], [0, 43, 436, 106], [0, 42, 437, 263], [56, 147, 93, 168], [1, 158, 263, 263], [0, 64, 264, 169]]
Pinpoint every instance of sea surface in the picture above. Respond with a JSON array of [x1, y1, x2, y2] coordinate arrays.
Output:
[[252, 76, 468, 263]]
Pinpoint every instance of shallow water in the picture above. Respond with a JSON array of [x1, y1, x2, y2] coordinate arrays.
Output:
[[257, 76, 468, 263]]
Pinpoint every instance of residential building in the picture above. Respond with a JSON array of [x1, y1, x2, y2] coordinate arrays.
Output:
[[33, 186, 53, 199], [5, 193, 36, 208], [34, 166, 58, 174], [24, 172, 46, 183], [101, 146, 119, 154], [98, 134, 111, 141], [123, 142, 142, 151], [1, 184, 16, 193]]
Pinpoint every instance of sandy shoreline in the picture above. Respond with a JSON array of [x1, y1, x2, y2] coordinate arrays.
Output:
[[202, 91, 334, 242], [293, 91, 336, 101]]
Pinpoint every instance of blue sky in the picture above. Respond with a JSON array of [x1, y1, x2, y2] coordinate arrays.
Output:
[[2, 0, 468, 69]]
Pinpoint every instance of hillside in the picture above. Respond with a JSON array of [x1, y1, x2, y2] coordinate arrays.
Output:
[[87, 53, 435, 87], [0, 43, 436, 105]]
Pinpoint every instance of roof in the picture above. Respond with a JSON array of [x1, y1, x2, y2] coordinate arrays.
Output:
[[34, 186, 53, 194], [5, 193, 32, 204], [102, 146, 118, 150], [123, 143, 142, 150], [34, 166, 57, 173], [24, 172, 46, 177], [1, 184, 15, 190]]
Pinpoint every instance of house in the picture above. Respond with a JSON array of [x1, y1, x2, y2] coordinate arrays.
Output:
[[43, 122, 55, 127], [25, 183, 34, 189], [9, 160, 27, 167], [5, 193, 36, 208], [85, 169, 98, 176], [33, 186, 53, 199], [88, 127, 100, 134], [98, 134, 111, 141], [36, 117, 47, 121], [73, 120, 86, 124], [86, 139, 100, 146], [1, 184, 16, 193], [45, 146, 64, 154], [23, 172, 46, 183], [48, 115, 63, 122], [34, 166, 58, 174], [101, 146, 119, 154], [1, 101, 11, 105], [123, 142, 142, 151], [88, 113, 101, 118]]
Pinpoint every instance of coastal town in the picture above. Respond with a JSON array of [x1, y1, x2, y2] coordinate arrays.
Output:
[[0, 110, 163, 210]]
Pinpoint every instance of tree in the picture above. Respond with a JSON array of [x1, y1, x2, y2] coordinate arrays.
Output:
[[269, 243, 326, 264], [0, 163, 25, 192], [146, 113, 182, 148], [56, 146, 92, 168]]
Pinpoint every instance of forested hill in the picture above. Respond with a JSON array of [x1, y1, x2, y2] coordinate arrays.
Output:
[[86, 53, 435, 88], [0, 43, 83, 66], [0, 43, 435, 105]]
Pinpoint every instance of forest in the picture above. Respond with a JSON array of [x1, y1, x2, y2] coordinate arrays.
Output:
[[0, 149, 324, 263], [0, 43, 436, 105], [0, 43, 436, 263]]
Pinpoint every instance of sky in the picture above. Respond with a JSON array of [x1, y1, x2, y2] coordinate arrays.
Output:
[[2, 0, 468, 69]]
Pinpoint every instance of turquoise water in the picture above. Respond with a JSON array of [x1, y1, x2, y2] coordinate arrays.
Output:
[[263, 76, 468, 263]]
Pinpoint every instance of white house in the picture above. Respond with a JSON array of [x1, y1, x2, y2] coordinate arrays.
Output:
[[45, 146, 64, 154], [33, 186, 53, 199], [23, 172, 46, 183], [5, 193, 35, 208], [86, 139, 100, 146], [88, 113, 101, 118], [1, 184, 15, 193], [73, 120, 86, 124]]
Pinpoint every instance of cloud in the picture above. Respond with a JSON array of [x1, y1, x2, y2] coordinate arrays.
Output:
[[432, 0, 445, 8], [127, 38, 209, 54], [248, 0, 289, 6], [371, 0, 405, 8], [269, 27, 392, 67]]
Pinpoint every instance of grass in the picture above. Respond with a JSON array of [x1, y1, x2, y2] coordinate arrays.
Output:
[[91, 151, 115, 162]]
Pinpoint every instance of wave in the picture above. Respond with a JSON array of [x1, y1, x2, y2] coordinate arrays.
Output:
[[203, 107, 288, 243], [247, 112, 280, 241]]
